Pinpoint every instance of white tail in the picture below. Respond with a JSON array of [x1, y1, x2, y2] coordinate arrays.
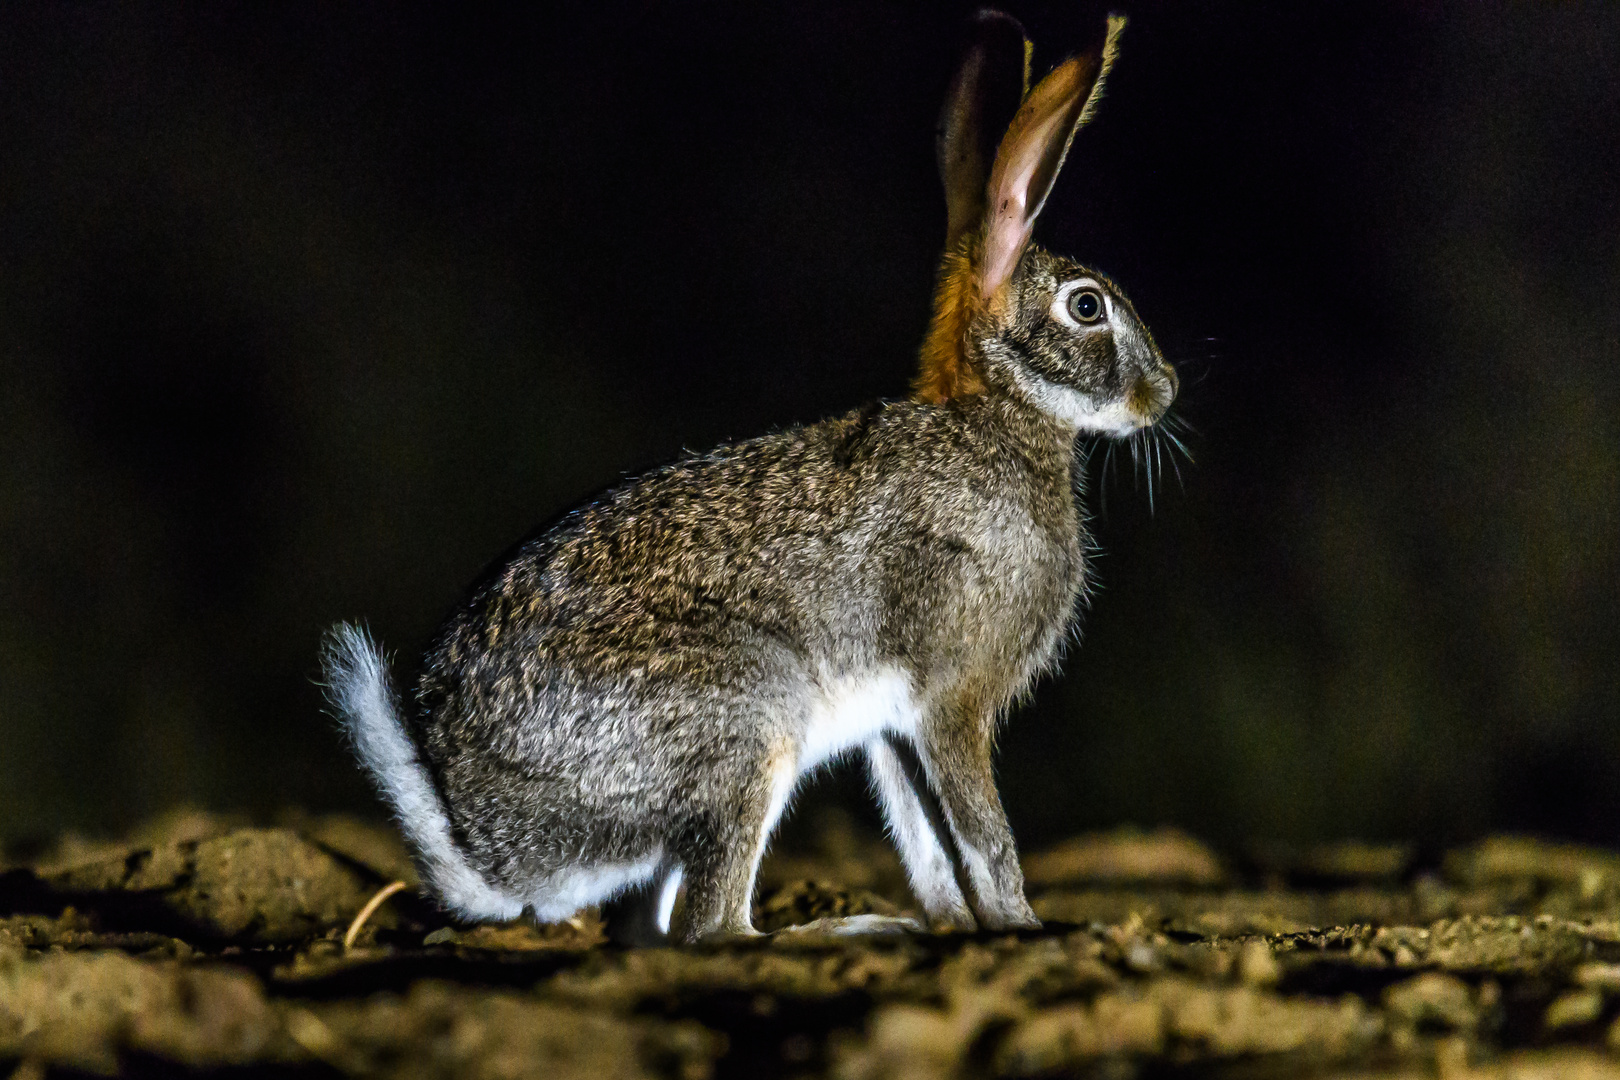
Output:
[[320, 623, 523, 920]]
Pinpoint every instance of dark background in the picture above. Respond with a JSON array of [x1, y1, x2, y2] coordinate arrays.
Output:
[[2, 2, 1616, 851]]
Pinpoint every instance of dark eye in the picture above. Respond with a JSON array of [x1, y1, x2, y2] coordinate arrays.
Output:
[[1067, 288, 1104, 324]]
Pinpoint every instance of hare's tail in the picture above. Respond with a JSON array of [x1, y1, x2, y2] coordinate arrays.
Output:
[[320, 623, 524, 920]]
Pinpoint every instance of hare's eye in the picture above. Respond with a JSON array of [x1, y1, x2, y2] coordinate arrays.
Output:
[[1068, 288, 1104, 324]]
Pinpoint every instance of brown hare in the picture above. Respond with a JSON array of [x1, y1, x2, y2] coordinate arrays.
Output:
[[323, 11, 1175, 944]]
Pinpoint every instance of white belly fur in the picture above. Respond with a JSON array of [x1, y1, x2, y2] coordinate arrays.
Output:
[[799, 667, 920, 777]]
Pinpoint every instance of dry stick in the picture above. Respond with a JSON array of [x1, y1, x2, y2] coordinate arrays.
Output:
[[344, 880, 408, 949]]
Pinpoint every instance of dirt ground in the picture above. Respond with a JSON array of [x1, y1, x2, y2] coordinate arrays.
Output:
[[8, 811, 1620, 1078]]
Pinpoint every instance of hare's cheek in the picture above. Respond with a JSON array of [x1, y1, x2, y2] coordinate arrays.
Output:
[[1017, 323, 1109, 392], [1060, 331, 1120, 395]]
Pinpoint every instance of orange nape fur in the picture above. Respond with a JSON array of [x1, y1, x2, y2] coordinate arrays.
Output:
[[913, 237, 989, 405]]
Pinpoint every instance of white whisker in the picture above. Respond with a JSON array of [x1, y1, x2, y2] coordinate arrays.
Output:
[[1161, 425, 1192, 463], [1145, 430, 1156, 515], [1100, 438, 1117, 517]]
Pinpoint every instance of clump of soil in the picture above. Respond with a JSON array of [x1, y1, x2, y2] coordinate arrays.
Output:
[[7, 811, 1620, 1078]]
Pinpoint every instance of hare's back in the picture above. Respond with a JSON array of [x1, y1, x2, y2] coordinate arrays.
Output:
[[418, 399, 1072, 734]]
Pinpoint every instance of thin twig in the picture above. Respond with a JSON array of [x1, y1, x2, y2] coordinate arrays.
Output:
[[344, 880, 408, 949]]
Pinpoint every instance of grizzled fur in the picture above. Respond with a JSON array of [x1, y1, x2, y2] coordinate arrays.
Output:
[[323, 12, 1176, 943], [423, 387, 1084, 934]]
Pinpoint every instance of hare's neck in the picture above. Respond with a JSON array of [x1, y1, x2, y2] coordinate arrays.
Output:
[[969, 393, 1081, 476]]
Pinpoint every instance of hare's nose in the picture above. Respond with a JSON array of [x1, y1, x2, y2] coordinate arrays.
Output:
[[1163, 363, 1180, 399]]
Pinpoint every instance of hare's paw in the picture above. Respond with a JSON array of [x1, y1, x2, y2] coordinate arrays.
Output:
[[774, 914, 927, 938], [976, 902, 1042, 933], [687, 925, 766, 946], [924, 912, 979, 935]]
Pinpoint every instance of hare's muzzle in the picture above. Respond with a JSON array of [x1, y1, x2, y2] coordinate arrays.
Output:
[[1128, 363, 1178, 427]]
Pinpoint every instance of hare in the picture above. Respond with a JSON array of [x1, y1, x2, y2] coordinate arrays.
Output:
[[323, 11, 1175, 944]]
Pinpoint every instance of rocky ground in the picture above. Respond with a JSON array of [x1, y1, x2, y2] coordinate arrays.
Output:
[[7, 811, 1620, 1078]]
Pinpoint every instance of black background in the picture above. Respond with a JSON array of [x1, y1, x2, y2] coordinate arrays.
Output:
[[2, 2, 1617, 850]]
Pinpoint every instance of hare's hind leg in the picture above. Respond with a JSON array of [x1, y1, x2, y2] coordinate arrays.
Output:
[[671, 742, 798, 943], [776, 913, 925, 937]]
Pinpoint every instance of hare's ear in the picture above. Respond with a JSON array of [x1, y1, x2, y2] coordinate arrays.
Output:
[[938, 11, 1030, 253], [979, 13, 1125, 300], [914, 11, 1032, 405]]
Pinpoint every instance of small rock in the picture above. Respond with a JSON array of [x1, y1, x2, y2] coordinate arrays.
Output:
[[1383, 972, 1478, 1031], [1545, 989, 1604, 1031], [1237, 940, 1281, 987], [1022, 828, 1224, 888], [1577, 962, 1620, 992], [1124, 942, 1160, 972], [1445, 836, 1620, 889]]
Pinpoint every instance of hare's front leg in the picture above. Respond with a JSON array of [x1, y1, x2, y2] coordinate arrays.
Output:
[[866, 734, 977, 932], [914, 704, 1040, 932]]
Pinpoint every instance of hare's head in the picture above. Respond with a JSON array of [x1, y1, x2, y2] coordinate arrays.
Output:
[[915, 13, 1176, 438]]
